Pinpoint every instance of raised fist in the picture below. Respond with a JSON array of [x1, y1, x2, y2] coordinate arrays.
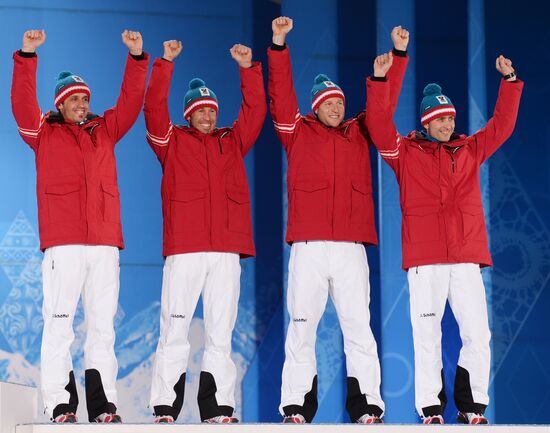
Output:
[[495, 55, 515, 80], [122, 30, 143, 56], [373, 51, 394, 78], [163, 40, 183, 62], [272, 16, 293, 45], [391, 26, 409, 51], [22, 30, 46, 53], [230, 44, 252, 68]]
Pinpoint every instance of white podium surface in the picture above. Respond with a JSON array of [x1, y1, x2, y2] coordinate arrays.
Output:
[[14, 424, 550, 433], [0, 381, 38, 433]]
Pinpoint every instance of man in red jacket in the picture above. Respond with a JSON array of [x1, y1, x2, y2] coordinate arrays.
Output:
[[11, 30, 149, 423], [144, 40, 266, 424], [366, 53, 523, 424], [268, 17, 409, 424]]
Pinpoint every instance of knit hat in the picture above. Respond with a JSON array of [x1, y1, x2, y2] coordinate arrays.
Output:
[[54, 71, 90, 108], [311, 74, 345, 112], [420, 83, 455, 127], [184, 78, 218, 119]]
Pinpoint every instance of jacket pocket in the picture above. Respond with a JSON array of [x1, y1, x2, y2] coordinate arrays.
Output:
[[45, 182, 81, 223], [350, 179, 373, 224], [404, 205, 441, 243], [460, 204, 485, 241], [293, 179, 329, 223], [101, 182, 121, 223], [226, 188, 251, 234], [170, 188, 206, 233]]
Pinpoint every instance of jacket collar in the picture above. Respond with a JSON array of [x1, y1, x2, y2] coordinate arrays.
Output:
[[174, 124, 231, 139], [45, 111, 100, 125]]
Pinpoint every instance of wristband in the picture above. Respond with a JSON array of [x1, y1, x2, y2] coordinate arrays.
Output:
[[503, 71, 516, 80]]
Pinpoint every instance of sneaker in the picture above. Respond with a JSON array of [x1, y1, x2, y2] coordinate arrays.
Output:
[[283, 414, 306, 423], [457, 412, 488, 424], [356, 414, 383, 424], [422, 415, 444, 424], [154, 415, 175, 423], [203, 415, 239, 423], [93, 412, 122, 423], [52, 412, 77, 423]]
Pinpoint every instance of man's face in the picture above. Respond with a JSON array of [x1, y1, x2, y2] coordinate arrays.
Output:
[[188, 107, 217, 134], [315, 97, 345, 128], [59, 93, 89, 123], [426, 115, 455, 142]]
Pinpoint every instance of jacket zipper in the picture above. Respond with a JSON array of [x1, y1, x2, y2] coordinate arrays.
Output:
[[204, 135, 213, 247], [218, 131, 229, 155]]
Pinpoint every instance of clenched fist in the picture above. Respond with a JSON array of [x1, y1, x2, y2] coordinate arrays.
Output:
[[391, 26, 409, 51], [22, 30, 46, 53], [230, 44, 252, 68], [122, 30, 143, 56], [163, 40, 183, 62], [495, 55, 516, 81], [373, 51, 394, 78], [272, 16, 293, 45]]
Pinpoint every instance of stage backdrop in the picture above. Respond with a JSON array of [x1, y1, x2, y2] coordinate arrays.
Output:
[[0, 0, 548, 424]]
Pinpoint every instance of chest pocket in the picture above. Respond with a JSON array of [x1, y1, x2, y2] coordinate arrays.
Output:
[[293, 179, 329, 223], [170, 187, 207, 233], [226, 187, 251, 234], [404, 205, 441, 243], [45, 182, 82, 224], [350, 179, 373, 224]]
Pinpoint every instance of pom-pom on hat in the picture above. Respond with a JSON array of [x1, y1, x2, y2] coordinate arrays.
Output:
[[420, 83, 456, 127], [183, 78, 218, 119], [54, 71, 90, 108], [310, 74, 345, 112]]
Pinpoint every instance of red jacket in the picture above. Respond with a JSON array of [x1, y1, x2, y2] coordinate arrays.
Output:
[[11, 51, 149, 251], [268, 45, 408, 245], [366, 77, 523, 269], [144, 58, 266, 258]]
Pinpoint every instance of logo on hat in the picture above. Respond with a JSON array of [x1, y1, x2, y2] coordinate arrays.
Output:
[[72, 75, 85, 83], [436, 95, 448, 104], [324, 81, 336, 88], [199, 87, 210, 96]]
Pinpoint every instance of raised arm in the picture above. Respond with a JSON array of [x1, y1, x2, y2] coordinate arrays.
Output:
[[366, 53, 402, 173], [103, 30, 149, 143], [268, 16, 301, 153], [143, 40, 182, 164], [229, 44, 267, 156], [11, 30, 47, 152], [472, 55, 523, 163], [387, 25, 410, 113]]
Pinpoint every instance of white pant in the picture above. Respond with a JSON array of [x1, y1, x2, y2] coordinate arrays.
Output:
[[408, 263, 491, 417], [41, 245, 120, 420], [150, 252, 241, 421], [280, 241, 384, 422]]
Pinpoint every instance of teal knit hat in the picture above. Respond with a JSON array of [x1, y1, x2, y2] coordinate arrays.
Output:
[[54, 71, 90, 108], [420, 83, 455, 127], [310, 74, 345, 111], [183, 78, 218, 119]]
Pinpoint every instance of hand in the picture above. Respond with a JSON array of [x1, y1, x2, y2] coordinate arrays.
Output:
[[22, 30, 46, 53], [230, 44, 252, 68], [496, 55, 516, 80], [272, 16, 293, 45], [122, 30, 143, 56], [373, 51, 393, 77], [163, 40, 183, 61], [391, 26, 409, 51]]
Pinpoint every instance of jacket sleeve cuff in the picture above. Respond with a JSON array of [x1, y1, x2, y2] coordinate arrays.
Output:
[[370, 76, 387, 82], [18, 50, 37, 58], [392, 48, 407, 57], [130, 52, 147, 61], [270, 43, 286, 51]]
